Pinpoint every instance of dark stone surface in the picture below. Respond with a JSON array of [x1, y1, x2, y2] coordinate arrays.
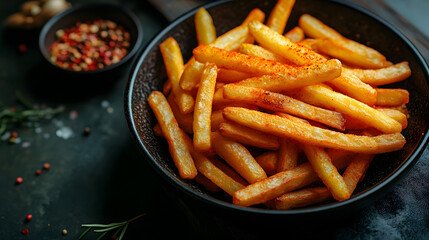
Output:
[[0, 0, 428, 239]]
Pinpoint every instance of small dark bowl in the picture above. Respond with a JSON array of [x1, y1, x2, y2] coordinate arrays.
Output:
[[125, 0, 429, 226], [39, 2, 143, 76]]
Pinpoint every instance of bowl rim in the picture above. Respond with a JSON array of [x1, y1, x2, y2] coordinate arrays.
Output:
[[125, 0, 429, 216], [38, 2, 144, 74]]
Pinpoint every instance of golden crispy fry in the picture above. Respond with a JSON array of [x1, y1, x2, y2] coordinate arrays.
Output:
[[217, 68, 255, 83], [375, 88, 410, 107], [255, 151, 278, 176], [195, 8, 216, 45], [266, 0, 295, 34], [343, 153, 375, 192], [343, 61, 411, 86], [310, 38, 390, 69], [223, 107, 406, 154], [292, 84, 403, 133], [195, 173, 221, 193], [301, 144, 350, 201], [284, 26, 305, 42], [211, 109, 225, 131], [277, 138, 299, 172], [233, 59, 342, 91], [242, 8, 266, 25], [167, 94, 194, 134], [211, 131, 267, 184], [218, 122, 280, 150], [239, 43, 290, 63], [193, 63, 218, 152], [148, 91, 197, 179], [267, 187, 332, 210], [327, 72, 377, 106], [222, 84, 345, 130], [210, 156, 248, 186], [298, 14, 343, 39], [248, 20, 326, 65], [345, 107, 408, 130], [160, 37, 194, 114]]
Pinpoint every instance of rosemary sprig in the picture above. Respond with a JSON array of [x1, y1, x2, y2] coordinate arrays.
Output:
[[78, 213, 146, 240], [0, 92, 64, 136]]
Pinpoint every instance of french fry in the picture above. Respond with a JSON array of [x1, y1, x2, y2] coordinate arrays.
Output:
[[277, 138, 299, 172], [222, 107, 406, 154], [217, 68, 255, 83], [195, 174, 221, 193], [210, 156, 249, 186], [255, 151, 279, 176], [343, 61, 411, 86], [239, 43, 290, 63], [160, 37, 195, 114], [266, 187, 332, 210], [299, 14, 390, 68], [193, 63, 218, 152], [233, 59, 342, 92], [345, 107, 408, 130], [266, 0, 295, 34], [284, 26, 305, 42], [211, 109, 225, 131], [211, 131, 267, 184], [148, 91, 197, 179], [167, 94, 194, 134], [292, 84, 403, 133], [179, 9, 265, 91], [218, 122, 280, 150], [248, 20, 326, 65], [375, 88, 410, 107], [342, 153, 375, 192], [195, 8, 216, 45], [222, 84, 345, 130]]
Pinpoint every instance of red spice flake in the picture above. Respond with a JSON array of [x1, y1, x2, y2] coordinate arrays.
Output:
[[49, 19, 131, 72], [25, 214, 33, 221], [35, 169, 42, 176], [21, 228, 29, 235], [43, 163, 51, 170], [16, 177, 23, 184], [18, 44, 27, 53]]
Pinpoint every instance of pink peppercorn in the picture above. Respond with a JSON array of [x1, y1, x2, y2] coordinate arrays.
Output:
[[26, 214, 32, 221], [22, 228, 29, 235], [16, 177, 23, 184]]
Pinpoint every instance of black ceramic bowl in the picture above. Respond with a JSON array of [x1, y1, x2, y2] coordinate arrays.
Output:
[[125, 0, 429, 222], [39, 2, 143, 75]]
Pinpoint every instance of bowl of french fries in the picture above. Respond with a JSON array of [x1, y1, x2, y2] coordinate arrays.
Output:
[[125, 0, 429, 219]]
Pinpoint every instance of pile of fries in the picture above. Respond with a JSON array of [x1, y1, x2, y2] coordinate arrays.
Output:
[[147, 0, 411, 209]]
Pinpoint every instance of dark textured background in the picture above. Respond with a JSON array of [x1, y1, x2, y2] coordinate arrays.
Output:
[[0, 0, 428, 239]]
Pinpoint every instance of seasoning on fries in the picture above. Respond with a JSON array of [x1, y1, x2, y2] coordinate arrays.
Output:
[[147, 0, 411, 210]]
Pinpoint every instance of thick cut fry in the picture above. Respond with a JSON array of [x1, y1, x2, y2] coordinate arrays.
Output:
[[255, 151, 278, 176], [266, 0, 295, 34], [222, 84, 345, 130], [343, 61, 411, 86], [160, 37, 194, 114], [195, 8, 216, 45], [210, 156, 248, 186], [195, 174, 221, 193], [327, 72, 377, 106], [375, 88, 409, 107], [193, 63, 218, 152], [218, 122, 280, 150], [248, 20, 326, 65], [211, 131, 267, 183], [345, 107, 408, 130], [301, 144, 350, 201], [310, 38, 390, 69], [239, 43, 290, 63], [299, 14, 390, 68], [267, 187, 332, 209], [233, 59, 342, 91], [223, 107, 406, 154], [217, 68, 254, 83], [242, 8, 266, 25], [284, 26, 305, 42], [277, 138, 299, 172], [343, 153, 375, 192], [167, 94, 194, 134], [148, 91, 197, 179], [211, 109, 225, 131], [292, 84, 403, 133]]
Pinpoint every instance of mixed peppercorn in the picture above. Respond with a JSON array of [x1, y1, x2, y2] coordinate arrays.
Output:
[[49, 19, 131, 71]]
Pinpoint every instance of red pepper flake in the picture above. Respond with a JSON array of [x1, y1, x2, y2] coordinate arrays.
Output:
[[16, 177, 23, 184], [21, 228, 29, 235], [25, 214, 33, 221], [43, 163, 51, 170], [18, 44, 27, 53], [35, 169, 42, 176]]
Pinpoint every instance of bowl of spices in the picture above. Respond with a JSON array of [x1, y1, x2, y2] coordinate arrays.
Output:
[[39, 3, 143, 75]]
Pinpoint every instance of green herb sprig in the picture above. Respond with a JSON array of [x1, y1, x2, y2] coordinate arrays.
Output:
[[78, 213, 146, 240], [0, 91, 64, 136]]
